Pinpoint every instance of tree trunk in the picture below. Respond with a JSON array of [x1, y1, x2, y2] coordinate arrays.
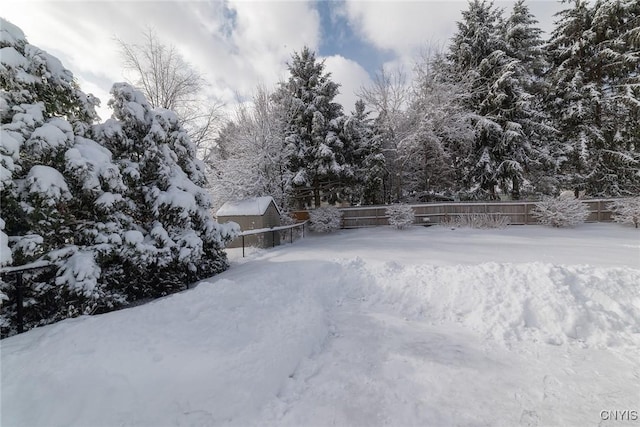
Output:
[[313, 177, 321, 208], [512, 177, 520, 200]]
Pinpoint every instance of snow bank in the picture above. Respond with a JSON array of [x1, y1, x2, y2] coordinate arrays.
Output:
[[1, 259, 352, 426], [2, 225, 638, 426], [337, 259, 640, 348]]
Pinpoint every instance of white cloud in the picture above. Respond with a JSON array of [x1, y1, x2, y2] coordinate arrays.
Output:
[[1, 0, 321, 122], [1, 0, 565, 125], [344, 1, 462, 56], [343, 0, 565, 57], [322, 55, 372, 113]]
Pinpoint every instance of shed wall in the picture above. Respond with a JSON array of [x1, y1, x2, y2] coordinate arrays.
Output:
[[218, 201, 281, 249]]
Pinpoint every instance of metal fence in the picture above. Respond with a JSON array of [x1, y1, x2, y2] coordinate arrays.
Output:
[[294, 199, 620, 229], [236, 220, 308, 257], [0, 260, 54, 336]]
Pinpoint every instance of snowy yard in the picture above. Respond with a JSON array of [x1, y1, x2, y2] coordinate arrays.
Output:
[[2, 224, 639, 426]]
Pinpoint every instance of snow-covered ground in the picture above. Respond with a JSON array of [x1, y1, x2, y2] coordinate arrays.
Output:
[[2, 224, 639, 426]]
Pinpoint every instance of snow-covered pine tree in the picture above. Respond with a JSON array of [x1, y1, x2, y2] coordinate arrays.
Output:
[[588, 0, 640, 195], [503, 0, 547, 92], [1, 19, 233, 335], [546, 0, 640, 196], [0, 18, 124, 332], [448, 0, 551, 200], [274, 47, 347, 208], [341, 99, 385, 205], [98, 83, 234, 299], [503, 0, 558, 195], [545, 0, 594, 196]]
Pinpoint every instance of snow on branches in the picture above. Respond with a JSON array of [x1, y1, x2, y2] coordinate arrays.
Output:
[[608, 197, 640, 229], [0, 18, 231, 336]]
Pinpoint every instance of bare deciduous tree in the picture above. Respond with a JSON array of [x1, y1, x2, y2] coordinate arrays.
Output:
[[357, 67, 412, 202], [116, 29, 223, 154]]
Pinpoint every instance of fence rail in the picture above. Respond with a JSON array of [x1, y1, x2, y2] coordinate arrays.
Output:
[[0, 260, 54, 335], [293, 199, 621, 229], [237, 220, 308, 257]]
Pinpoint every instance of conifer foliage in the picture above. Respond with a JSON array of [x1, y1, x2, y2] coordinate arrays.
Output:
[[0, 19, 233, 336], [448, 0, 552, 200], [274, 47, 347, 208], [546, 0, 640, 196]]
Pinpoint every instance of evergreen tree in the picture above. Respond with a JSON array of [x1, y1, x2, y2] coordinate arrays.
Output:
[[503, 0, 547, 88], [546, 0, 640, 196], [0, 19, 233, 335], [449, 0, 551, 199], [341, 99, 385, 205], [1, 17, 124, 330], [99, 83, 234, 298], [358, 68, 412, 203], [503, 1, 559, 196], [274, 47, 347, 208]]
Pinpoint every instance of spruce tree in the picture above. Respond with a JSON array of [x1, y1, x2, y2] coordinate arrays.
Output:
[[546, 0, 640, 196], [341, 99, 385, 205], [274, 47, 346, 208], [449, 0, 550, 199]]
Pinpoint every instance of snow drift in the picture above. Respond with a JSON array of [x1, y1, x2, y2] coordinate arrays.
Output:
[[2, 225, 639, 426]]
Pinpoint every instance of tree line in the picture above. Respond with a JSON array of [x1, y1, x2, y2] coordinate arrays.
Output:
[[209, 0, 639, 210]]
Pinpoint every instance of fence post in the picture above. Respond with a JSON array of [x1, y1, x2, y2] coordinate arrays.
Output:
[[290, 227, 293, 244], [272, 230, 276, 248], [597, 200, 602, 222], [16, 272, 24, 334], [242, 235, 245, 258]]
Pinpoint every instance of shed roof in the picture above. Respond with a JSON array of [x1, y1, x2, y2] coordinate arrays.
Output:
[[216, 196, 281, 217]]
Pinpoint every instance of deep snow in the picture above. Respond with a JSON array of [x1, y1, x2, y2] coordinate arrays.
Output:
[[1, 224, 639, 426]]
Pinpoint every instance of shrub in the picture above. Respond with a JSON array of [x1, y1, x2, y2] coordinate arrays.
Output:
[[386, 204, 415, 229], [532, 197, 589, 227], [441, 213, 510, 229], [309, 206, 343, 233], [608, 197, 640, 228]]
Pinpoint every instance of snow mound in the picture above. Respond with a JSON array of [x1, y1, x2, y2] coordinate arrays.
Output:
[[343, 260, 640, 348], [1, 256, 638, 426]]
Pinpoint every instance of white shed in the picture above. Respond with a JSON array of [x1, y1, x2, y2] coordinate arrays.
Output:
[[216, 197, 282, 248]]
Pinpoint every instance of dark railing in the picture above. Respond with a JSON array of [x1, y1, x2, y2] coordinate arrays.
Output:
[[238, 220, 308, 257], [0, 260, 54, 335]]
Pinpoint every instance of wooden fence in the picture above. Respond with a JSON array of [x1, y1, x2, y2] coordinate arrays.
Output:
[[295, 199, 619, 229]]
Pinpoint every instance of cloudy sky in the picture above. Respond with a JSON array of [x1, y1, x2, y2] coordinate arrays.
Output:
[[2, 0, 564, 121]]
